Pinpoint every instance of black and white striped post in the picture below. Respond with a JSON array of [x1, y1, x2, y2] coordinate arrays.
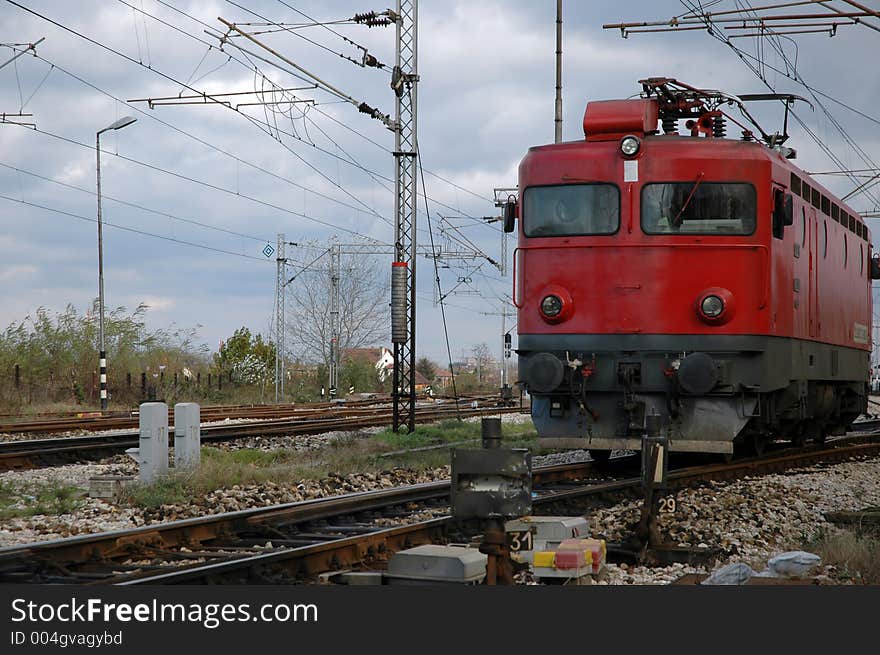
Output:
[[99, 351, 107, 410], [95, 115, 137, 412]]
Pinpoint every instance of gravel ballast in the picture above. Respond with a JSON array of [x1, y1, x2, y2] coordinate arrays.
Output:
[[1, 427, 877, 585]]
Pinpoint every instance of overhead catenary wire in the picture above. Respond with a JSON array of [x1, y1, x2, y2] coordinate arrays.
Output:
[[8, 0, 501, 269], [674, 0, 880, 209], [735, 0, 880, 183], [225, 0, 388, 71], [0, 192, 273, 262], [122, 0, 498, 230], [417, 146, 460, 418], [120, 0, 422, 227], [207, 10, 499, 237], [0, 161, 275, 245], [8, 0, 392, 227], [15, 123, 385, 244], [22, 49, 380, 223]]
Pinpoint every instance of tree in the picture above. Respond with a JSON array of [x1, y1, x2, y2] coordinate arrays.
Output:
[[340, 356, 387, 395], [471, 342, 493, 384], [286, 251, 388, 366], [0, 302, 208, 407], [213, 327, 275, 387], [415, 357, 437, 383]]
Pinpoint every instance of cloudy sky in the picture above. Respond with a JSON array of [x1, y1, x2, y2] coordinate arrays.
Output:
[[1, 0, 878, 367]]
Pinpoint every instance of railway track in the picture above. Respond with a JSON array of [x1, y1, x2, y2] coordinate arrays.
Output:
[[0, 402, 520, 471], [1, 434, 876, 585], [0, 395, 487, 435]]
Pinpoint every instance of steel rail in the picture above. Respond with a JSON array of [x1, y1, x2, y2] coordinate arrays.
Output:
[[120, 437, 880, 584], [0, 403, 520, 471], [1, 436, 876, 584], [125, 438, 880, 584], [0, 459, 603, 583], [0, 395, 485, 434]]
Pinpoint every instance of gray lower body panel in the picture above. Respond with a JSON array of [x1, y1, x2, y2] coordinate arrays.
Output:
[[533, 394, 755, 454], [518, 333, 868, 453]]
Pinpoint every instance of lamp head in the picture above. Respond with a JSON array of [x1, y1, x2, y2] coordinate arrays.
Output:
[[99, 116, 137, 134]]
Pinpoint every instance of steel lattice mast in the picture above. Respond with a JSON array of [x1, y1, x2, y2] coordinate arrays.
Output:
[[328, 241, 341, 398], [391, 0, 418, 433], [275, 234, 285, 402]]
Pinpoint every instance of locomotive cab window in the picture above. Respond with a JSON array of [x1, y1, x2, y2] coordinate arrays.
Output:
[[641, 182, 756, 235], [523, 184, 620, 237]]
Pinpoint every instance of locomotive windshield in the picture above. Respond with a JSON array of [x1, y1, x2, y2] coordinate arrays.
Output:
[[523, 184, 620, 237], [641, 182, 756, 235]]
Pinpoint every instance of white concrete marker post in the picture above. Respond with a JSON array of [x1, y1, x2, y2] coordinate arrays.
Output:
[[138, 402, 169, 483], [174, 402, 201, 469]]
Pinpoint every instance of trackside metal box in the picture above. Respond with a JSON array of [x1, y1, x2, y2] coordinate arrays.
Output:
[[385, 545, 488, 585], [451, 448, 532, 519], [504, 516, 590, 548]]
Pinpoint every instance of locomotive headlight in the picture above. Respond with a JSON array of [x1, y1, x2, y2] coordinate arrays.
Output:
[[620, 135, 641, 157], [700, 295, 725, 318], [541, 294, 563, 317]]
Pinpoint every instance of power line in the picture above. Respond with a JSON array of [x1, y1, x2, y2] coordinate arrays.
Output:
[[15, 123, 386, 243], [123, 0, 497, 230], [7, 0, 499, 278], [208, 11, 498, 234], [417, 147, 460, 417], [25, 49, 381, 221], [120, 0, 395, 222], [8, 0, 391, 226], [226, 0, 388, 70], [275, 0, 385, 56], [676, 0, 880, 207], [0, 192, 273, 262], [0, 160, 273, 244]]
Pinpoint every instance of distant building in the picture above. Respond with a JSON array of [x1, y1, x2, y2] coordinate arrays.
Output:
[[433, 367, 453, 390], [414, 370, 431, 394], [342, 346, 394, 381]]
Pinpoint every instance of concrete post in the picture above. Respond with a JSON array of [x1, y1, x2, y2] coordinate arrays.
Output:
[[137, 402, 169, 483], [174, 402, 200, 469]]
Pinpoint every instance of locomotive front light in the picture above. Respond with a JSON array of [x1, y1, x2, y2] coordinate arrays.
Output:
[[541, 294, 563, 317], [700, 295, 725, 318], [620, 135, 641, 157], [695, 287, 735, 326]]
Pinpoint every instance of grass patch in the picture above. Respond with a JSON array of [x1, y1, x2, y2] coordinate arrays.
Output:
[[373, 419, 538, 450], [120, 476, 189, 509], [804, 528, 880, 584], [0, 479, 83, 519]]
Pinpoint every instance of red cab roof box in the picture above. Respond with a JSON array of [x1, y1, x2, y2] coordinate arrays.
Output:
[[583, 98, 659, 141]]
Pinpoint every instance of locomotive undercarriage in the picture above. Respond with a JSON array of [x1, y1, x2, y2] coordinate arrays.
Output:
[[519, 334, 868, 455]]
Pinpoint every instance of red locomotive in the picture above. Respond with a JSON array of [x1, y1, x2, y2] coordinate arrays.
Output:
[[506, 78, 876, 458]]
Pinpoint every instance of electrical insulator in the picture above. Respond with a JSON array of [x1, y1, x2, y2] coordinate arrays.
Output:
[[362, 52, 382, 68]]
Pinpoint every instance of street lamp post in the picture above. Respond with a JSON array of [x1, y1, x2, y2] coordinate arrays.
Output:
[[96, 116, 137, 411]]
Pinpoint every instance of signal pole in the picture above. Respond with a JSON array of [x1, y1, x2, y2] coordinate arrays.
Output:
[[555, 0, 563, 143], [391, 0, 419, 433]]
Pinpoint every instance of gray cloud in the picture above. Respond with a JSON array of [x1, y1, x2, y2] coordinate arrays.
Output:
[[1, 0, 878, 367]]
